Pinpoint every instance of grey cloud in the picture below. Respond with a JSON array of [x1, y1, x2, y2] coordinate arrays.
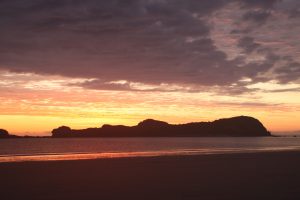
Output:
[[73, 80, 134, 91], [229, 0, 300, 87], [212, 86, 259, 95], [242, 10, 272, 24], [238, 36, 261, 53], [239, 0, 279, 9], [275, 62, 300, 83], [0, 0, 299, 93], [216, 101, 281, 107], [230, 28, 251, 35], [266, 87, 300, 93], [72, 78, 260, 95], [71, 79, 200, 93], [275, 0, 300, 18], [289, 10, 300, 18]]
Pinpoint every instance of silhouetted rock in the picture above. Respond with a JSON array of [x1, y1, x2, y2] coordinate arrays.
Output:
[[52, 126, 72, 137], [137, 119, 169, 128], [0, 129, 9, 138], [51, 116, 271, 138], [0, 129, 19, 138]]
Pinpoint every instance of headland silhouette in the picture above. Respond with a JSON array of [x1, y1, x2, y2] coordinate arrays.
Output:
[[52, 116, 271, 138]]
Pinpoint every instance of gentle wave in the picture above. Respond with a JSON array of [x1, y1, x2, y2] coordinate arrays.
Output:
[[1, 146, 300, 163]]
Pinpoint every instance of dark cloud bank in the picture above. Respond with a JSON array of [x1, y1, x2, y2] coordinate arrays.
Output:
[[0, 0, 299, 92]]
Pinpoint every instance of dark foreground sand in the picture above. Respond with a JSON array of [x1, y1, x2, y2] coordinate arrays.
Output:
[[1, 151, 300, 200]]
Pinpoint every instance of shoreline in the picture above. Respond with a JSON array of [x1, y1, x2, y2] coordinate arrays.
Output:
[[0, 135, 278, 139], [1, 145, 300, 163], [1, 151, 300, 199]]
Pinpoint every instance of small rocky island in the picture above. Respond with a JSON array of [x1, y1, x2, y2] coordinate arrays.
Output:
[[0, 129, 9, 138], [52, 116, 271, 138], [0, 129, 19, 138]]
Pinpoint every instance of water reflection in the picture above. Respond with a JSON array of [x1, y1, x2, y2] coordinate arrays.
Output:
[[1, 146, 300, 163]]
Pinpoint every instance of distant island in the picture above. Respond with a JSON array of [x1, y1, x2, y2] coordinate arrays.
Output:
[[0, 129, 42, 139], [51, 116, 271, 138], [0, 129, 19, 138]]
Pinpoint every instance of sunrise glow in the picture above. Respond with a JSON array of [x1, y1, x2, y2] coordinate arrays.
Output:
[[0, 0, 299, 136]]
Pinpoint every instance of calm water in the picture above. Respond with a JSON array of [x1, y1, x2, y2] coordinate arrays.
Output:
[[0, 137, 300, 162]]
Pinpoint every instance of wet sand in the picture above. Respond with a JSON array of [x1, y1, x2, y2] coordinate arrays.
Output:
[[1, 151, 300, 200]]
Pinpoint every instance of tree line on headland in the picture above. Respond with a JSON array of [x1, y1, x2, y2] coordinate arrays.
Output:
[[0, 116, 271, 139]]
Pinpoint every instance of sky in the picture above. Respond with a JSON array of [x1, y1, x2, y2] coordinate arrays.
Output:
[[0, 0, 299, 136]]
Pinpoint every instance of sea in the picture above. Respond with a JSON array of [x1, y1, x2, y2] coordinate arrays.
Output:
[[0, 137, 300, 163]]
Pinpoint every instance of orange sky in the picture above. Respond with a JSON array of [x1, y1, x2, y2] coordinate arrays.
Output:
[[0, 71, 299, 136]]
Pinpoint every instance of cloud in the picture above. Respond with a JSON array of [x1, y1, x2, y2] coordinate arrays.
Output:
[[216, 101, 281, 108], [238, 36, 261, 53], [239, 0, 279, 9], [275, 62, 300, 83], [266, 87, 300, 93], [242, 10, 272, 24], [0, 0, 299, 93]]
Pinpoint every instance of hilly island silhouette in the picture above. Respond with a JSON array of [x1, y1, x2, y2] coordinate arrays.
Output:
[[0, 129, 19, 138], [0, 129, 10, 138], [51, 116, 271, 138]]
